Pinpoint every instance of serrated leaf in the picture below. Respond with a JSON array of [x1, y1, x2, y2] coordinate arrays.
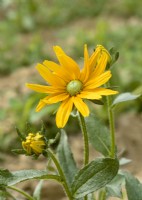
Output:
[[0, 169, 49, 186], [85, 114, 111, 156], [112, 93, 140, 107], [72, 157, 119, 198], [122, 171, 142, 200], [33, 180, 43, 200], [106, 174, 125, 198], [57, 129, 77, 188]]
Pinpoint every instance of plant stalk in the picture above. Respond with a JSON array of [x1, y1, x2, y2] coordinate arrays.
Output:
[[78, 112, 89, 166], [98, 189, 106, 200], [106, 83, 116, 158], [48, 149, 72, 200], [78, 112, 89, 200], [7, 186, 34, 200]]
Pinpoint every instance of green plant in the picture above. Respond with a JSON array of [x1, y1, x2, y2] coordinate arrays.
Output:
[[0, 44, 141, 200]]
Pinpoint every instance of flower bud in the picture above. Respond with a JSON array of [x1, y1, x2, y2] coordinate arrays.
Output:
[[22, 133, 46, 155]]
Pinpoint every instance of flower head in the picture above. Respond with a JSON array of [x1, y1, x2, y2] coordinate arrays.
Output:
[[26, 45, 118, 128], [22, 133, 46, 155]]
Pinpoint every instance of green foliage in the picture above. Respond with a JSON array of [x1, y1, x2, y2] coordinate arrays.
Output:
[[72, 157, 119, 198], [57, 130, 78, 188], [0, 1, 142, 198], [0, 169, 48, 186], [106, 174, 125, 198], [0, 188, 9, 200], [33, 180, 43, 200], [85, 113, 111, 156], [112, 92, 141, 108], [123, 171, 142, 200], [108, 47, 119, 68]]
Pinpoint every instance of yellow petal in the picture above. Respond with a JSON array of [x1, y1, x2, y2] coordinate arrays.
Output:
[[36, 96, 50, 112], [54, 67, 72, 82], [43, 60, 70, 82], [77, 91, 101, 100], [92, 53, 108, 77], [80, 44, 90, 82], [89, 46, 102, 73], [84, 71, 112, 90], [56, 98, 73, 128], [43, 60, 60, 72], [92, 88, 118, 95], [73, 96, 89, 117], [31, 143, 42, 154], [36, 63, 66, 87], [43, 93, 69, 104], [89, 45, 111, 75], [53, 46, 80, 79], [26, 83, 57, 94]]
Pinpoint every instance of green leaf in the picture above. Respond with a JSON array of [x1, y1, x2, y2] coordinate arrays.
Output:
[[0, 169, 49, 186], [122, 171, 142, 200], [106, 174, 125, 198], [90, 99, 104, 105], [119, 158, 131, 166], [85, 114, 111, 156], [72, 157, 119, 198], [11, 149, 26, 155], [0, 189, 8, 200], [107, 47, 119, 69], [57, 129, 78, 188], [15, 127, 25, 140], [112, 93, 140, 107], [33, 180, 43, 200]]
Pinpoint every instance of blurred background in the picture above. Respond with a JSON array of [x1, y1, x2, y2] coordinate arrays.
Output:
[[0, 0, 142, 199]]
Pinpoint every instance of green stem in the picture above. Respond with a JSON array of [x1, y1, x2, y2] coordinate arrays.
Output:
[[78, 112, 89, 166], [5, 191, 17, 200], [44, 174, 62, 182], [78, 112, 89, 200], [98, 189, 106, 200], [48, 149, 72, 200], [7, 186, 34, 200], [106, 83, 116, 158]]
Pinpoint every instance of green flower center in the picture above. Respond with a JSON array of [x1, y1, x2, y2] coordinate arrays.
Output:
[[66, 80, 83, 96]]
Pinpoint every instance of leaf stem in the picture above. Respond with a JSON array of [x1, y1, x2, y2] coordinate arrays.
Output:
[[48, 149, 72, 200], [78, 112, 89, 200], [5, 191, 17, 200], [78, 112, 89, 166], [98, 189, 106, 200], [7, 186, 34, 200], [106, 82, 116, 158]]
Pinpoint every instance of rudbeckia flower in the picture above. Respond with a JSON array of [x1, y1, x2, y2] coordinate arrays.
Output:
[[26, 45, 118, 128], [22, 133, 46, 155]]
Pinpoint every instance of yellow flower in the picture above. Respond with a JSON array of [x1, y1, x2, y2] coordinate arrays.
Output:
[[22, 133, 46, 155], [26, 45, 118, 128]]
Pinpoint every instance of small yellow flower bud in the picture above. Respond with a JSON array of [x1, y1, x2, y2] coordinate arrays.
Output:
[[22, 133, 46, 155], [96, 45, 111, 63]]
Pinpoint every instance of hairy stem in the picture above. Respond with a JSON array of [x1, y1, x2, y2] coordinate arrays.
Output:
[[106, 83, 116, 158], [78, 112, 89, 200], [48, 149, 72, 200], [98, 189, 106, 200], [78, 112, 89, 166], [7, 186, 34, 200]]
